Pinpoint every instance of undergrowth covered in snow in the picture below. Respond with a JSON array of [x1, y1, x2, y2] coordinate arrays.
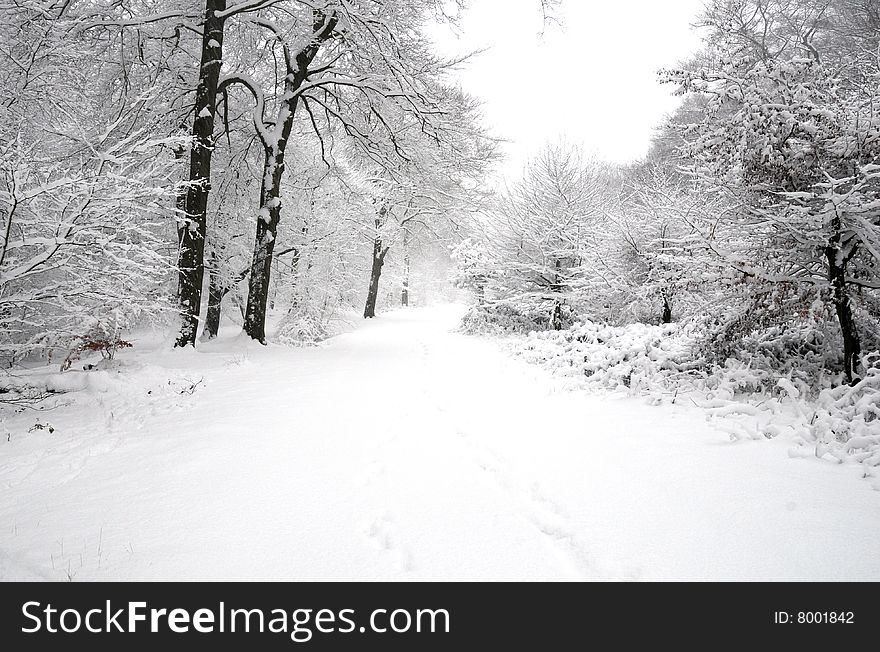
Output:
[[459, 302, 572, 335], [502, 317, 880, 482]]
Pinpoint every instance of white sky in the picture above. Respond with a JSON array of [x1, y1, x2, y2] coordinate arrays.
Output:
[[430, 0, 707, 180]]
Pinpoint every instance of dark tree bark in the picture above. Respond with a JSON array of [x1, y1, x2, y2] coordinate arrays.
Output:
[[287, 243, 302, 313], [202, 250, 231, 341], [550, 301, 564, 330], [175, 0, 226, 347], [202, 254, 256, 340], [401, 228, 410, 306], [242, 10, 338, 343], [661, 295, 672, 324], [202, 273, 226, 340], [826, 239, 861, 384], [550, 258, 564, 330], [364, 224, 389, 318], [243, 150, 283, 343]]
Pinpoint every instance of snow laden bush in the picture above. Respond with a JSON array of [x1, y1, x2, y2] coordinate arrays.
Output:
[[802, 368, 880, 467], [697, 296, 857, 390], [450, 237, 494, 303], [59, 319, 134, 372], [276, 304, 334, 347], [514, 320, 701, 391], [460, 299, 575, 336]]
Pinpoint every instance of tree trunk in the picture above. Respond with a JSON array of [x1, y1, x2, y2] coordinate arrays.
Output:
[[826, 243, 861, 384], [661, 295, 672, 324], [287, 223, 309, 313], [202, 249, 224, 340], [401, 229, 410, 306], [551, 300, 564, 330], [175, 0, 226, 347], [203, 253, 251, 340], [241, 10, 338, 343], [202, 264, 228, 341], [287, 244, 301, 313], [243, 151, 282, 343], [550, 258, 564, 330], [476, 280, 485, 304], [364, 237, 389, 318]]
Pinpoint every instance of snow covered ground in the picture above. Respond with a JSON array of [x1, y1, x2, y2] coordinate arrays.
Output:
[[1, 305, 878, 581]]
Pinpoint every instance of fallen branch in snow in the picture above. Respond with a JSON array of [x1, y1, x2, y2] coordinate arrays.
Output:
[[0, 382, 60, 410], [177, 377, 204, 395]]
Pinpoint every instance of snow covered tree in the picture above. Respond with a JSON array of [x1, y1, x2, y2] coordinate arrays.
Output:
[[602, 163, 710, 324], [450, 236, 496, 303], [173, 0, 228, 347], [203, 1, 484, 341], [665, 0, 880, 383], [0, 0, 183, 363], [473, 144, 607, 330], [199, 132, 261, 341], [271, 166, 369, 343], [338, 85, 494, 319]]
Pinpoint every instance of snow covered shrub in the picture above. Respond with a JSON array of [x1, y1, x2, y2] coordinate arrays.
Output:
[[59, 321, 134, 372], [697, 281, 880, 392], [514, 319, 701, 391], [695, 293, 851, 392], [802, 365, 880, 467], [460, 299, 574, 335], [276, 305, 333, 347]]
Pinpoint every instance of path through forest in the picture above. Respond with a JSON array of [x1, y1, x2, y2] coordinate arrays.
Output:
[[1, 305, 878, 580]]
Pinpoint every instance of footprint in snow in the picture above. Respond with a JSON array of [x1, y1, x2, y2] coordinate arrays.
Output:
[[362, 513, 414, 573]]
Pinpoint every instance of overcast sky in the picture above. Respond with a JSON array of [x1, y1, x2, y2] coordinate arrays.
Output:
[[430, 0, 707, 180]]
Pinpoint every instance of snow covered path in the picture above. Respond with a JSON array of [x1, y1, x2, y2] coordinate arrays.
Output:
[[1, 305, 878, 581]]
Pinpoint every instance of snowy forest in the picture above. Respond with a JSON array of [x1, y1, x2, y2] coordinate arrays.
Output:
[[1, 0, 879, 582]]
